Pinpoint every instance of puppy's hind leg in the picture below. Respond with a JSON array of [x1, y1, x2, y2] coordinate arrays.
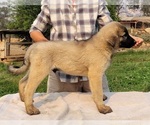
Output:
[[24, 64, 51, 115], [19, 72, 29, 102]]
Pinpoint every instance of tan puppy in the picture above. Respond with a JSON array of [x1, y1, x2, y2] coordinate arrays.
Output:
[[9, 22, 136, 115]]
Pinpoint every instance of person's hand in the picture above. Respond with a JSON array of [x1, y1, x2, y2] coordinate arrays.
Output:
[[130, 35, 143, 48]]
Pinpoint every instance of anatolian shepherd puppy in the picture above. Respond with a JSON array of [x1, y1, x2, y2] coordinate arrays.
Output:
[[9, 22, 136, 115]]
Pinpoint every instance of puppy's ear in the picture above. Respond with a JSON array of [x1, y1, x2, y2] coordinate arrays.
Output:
[[107, 35, 119, 48]]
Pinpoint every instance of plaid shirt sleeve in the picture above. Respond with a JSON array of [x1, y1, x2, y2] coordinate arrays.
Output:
[[29, 2, 51, 33], [97, 0, 113, 27]]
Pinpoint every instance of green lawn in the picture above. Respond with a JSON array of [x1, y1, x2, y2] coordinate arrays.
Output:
[[107, 50, 150, 92], [0, 63, 47, 97], [0, 50, 150, 97]]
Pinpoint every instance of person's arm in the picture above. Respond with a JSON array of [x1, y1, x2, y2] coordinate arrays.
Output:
[[29, 1, 50, 42], [30, 30, 48, 42], [97, 0, 113, 27]]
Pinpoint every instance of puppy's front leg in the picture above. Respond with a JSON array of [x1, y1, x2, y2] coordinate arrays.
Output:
[[88, 69, 112, 114]]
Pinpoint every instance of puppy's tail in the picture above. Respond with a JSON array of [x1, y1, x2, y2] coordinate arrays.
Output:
[[8, 43, 37, 75], [8, 45, 32, 75], [8, 60, 30, 75]]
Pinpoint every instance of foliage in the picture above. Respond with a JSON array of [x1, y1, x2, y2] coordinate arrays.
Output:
[[0, 62, 47, 97], [141, 0, 150, 16], [0, 5, 10, 29], [107, 5, 120, 21], [8, 0, 41, 30], [141, 5, 150, 16], [106, 0, 123, 21]]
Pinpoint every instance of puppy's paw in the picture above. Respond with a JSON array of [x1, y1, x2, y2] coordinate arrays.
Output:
[[97, 104, 112, 114], [26, 105, 40, 115]]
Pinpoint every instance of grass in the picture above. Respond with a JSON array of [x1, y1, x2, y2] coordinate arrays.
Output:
[[107, 50, 150, 92], [0, 50, 150, 97], [0, 63, 47, 97]]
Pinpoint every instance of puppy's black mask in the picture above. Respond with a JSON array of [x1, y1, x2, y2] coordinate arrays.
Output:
[[119, 29, 136, 48]]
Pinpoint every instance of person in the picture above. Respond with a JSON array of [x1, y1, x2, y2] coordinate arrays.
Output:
[[29, 0, 143, 93]]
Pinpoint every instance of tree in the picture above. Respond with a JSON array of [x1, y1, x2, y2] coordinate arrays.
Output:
[[141, 0, 150, 16], [0, 2, 10, 29], [115, 1, 124, 18], [141, 5, 150, 16], [106, 0, 122, 21], [107, 5, 120, 21], [8, 0, 41, 30], [107, 0, 125, 18]]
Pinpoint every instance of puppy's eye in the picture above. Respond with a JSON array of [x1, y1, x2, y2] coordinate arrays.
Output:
[[122, 35, 127, 41], [120, 33, 127, 42], [121, 31, 128, 39], [122, 35, 127, 39], [122, 32, 127, 37]]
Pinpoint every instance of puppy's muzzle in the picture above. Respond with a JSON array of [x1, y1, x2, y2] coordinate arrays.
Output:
[[120, 35, 136, 48]]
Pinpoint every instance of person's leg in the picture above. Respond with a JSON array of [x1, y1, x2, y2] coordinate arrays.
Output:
[[81, 74, 109, 101], [47, 71, 82, 93], [47, 71, 62, 93], [102, 74, 110, 92], [47, 72, 110, 93], [61, 82, 82, 92], [82, 74, 110, 92]]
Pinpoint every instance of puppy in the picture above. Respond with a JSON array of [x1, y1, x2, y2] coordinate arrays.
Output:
[[9, 22, 136, 115]]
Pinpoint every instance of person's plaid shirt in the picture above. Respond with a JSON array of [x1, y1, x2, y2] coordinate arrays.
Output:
[[30, 0, 112, 83]]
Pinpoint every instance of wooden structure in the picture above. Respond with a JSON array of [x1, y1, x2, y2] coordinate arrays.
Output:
[[120, 16, 150, 29], [0, 30, 32, 62]]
